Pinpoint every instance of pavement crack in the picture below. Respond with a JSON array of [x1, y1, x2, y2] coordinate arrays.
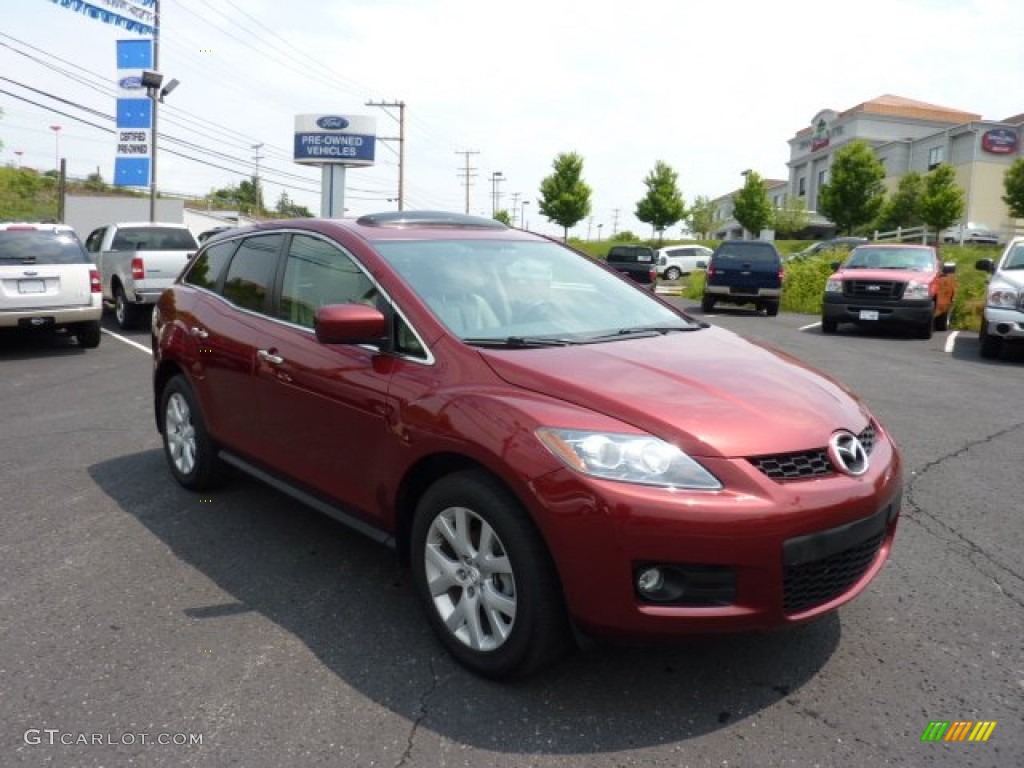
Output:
[[904, 420, 1024, 609], [394, 654, 441, 768]]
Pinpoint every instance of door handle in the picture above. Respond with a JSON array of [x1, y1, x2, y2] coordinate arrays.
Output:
[[189, 326, 209, 339], [258, 349, 284, 365]]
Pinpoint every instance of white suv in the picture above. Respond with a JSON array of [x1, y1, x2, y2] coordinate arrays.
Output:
[[0, 223, 103, 348], [657, 245, 712, 280], [975, 236, 1024, 358]]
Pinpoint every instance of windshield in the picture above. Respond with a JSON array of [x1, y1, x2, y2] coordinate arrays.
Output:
[[1002, 243, 1024, 270], [373, 239, 700, 343], [844, 246, 935, 271]]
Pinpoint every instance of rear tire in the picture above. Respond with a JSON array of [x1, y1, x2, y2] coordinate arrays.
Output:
[[665, 266, 682, 281], [410, 470, 571, 680], [701, 295, 715, 313], [765, 301, 780, 317], [114, 284, 143, 330], [75, 321, 101, 348], [160, 374, 226, 490]]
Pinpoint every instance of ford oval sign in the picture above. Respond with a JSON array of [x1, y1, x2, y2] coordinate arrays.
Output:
[[316, 116, 350, 130], [981, 128, 1019, 155], [118, 76, 143, 89]]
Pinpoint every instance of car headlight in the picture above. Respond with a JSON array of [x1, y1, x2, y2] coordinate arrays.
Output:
[[825, 278, 842, 293], [988, 285, 1020, 308], [535, 428, 722, 489], [903, 280, 930, 300]]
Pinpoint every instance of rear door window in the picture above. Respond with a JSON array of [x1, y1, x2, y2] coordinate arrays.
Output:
[[220, 234, 284, 313], [183, 240, 237, 291]]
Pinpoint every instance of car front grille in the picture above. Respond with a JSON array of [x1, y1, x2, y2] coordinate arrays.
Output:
[[782, 515, 887, 615], [843, 279, 905, 299], [749, 423, 877, 481]]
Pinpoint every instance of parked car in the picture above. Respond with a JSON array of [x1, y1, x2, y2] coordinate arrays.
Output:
[[657, 245, 712, 280], [941, 222, 999, 245], [975, 236, 1024, 358], [821, 243, 957, 339], [0, 222, 102, 348], [604, 244, 658, 288], [791, 237, 869, 261], [197, 226, 233, 244], [84, 222, 199, 329], [701, 240, 784, 315], [153, 211, 902, 679]]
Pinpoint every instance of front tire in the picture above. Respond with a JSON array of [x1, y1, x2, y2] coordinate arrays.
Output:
[[665, 266, 682, 281], [160, 374, 226, 490], [978, 320, 1001, 359], [410, 470, 571, 680], [821, 317, 838, 334]]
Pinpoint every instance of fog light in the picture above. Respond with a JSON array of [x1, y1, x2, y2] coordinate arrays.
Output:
[[636, 567, 665, 595]]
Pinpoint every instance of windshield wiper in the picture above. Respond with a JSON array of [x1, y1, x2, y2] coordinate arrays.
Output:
[[586, 325, 702, 341], [463, 336, 577, 348]]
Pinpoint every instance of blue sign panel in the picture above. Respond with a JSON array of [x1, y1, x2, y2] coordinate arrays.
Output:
[[116, 98, 152, 129], [114, 157, 151, 187], [116, 39, 153, 70], [294, 133, 376, 164]]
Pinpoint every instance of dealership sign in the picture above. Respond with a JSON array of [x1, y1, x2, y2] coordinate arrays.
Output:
[[293, 114, 376, 166], [113, 38, 153, 187], [981, 128, 1019, 155]]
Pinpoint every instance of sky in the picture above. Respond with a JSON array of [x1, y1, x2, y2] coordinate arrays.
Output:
[[2, 0, 1023, 239]]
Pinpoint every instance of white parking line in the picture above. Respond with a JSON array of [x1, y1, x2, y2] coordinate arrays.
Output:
[[944, 330, 959, 354], [102, 328, 152, 355], [799, 321, 822, 331]]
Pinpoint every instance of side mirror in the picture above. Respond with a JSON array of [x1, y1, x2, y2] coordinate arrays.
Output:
[[829, 261, 841, 271], [974, 258, 994, 274], [314, 303, 387, 346]]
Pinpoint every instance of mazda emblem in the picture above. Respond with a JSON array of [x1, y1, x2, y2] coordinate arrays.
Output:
[[828, 431, 869, 476]]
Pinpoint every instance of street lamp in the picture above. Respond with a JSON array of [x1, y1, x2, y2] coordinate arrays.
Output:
[[521, 200, 530, 231], [490, 171, 503, 216], [597, 223, 604, 242], [141, 69, 180, 222], [14, 150, 23, 169], [49, 125, 62, 171]]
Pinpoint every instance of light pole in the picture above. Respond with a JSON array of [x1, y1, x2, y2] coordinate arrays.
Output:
[[597, 223, 604, 242], [14, 150, 23, 169], [521, 200, 530, 231], [490, 171, 503, 216], [141, 69, 180, 222], [49, 125, 62, 171], [251, 142, 264, 216]]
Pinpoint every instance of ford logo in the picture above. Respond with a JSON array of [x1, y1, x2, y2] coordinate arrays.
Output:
[[316, 116, 349, 130], [118, 76, 143, 89]]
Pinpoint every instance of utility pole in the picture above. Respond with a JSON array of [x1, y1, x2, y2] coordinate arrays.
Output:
[[612, 208, 621, 237], [455, 150, 479, 214], [251, 142, 264, 216], [510, 192, 521, 224], [490, 171, 504, 216], [366, 100, 406, 210]]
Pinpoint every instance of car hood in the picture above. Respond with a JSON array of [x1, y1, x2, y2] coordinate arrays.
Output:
[[478, 326, 869, 458], [993, 270, 1024, 290], [832, 268, 934, 281]]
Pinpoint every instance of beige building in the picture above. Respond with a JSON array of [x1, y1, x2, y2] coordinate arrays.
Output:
[[714, 94, 1023, 240]]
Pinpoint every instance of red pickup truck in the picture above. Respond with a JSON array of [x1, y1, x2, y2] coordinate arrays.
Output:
[[821, 243, 957, 339]]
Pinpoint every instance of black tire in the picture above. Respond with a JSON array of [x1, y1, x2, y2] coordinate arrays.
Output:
[[665, 266, 682, 281], [934, 303, 952, 331], [765, 301, 780, 317], [159, 374, 226, 490], [821, 317, 838, 334], [916, 313, 934, 339], [75, 320, 101, 348], [701, 295, 716, 313], [978, 321, 1001, 359], [410, 470, 571, 680], [114, 283, 143, 330]]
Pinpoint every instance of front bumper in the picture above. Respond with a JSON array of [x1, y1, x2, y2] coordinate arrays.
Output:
[[982, 306, 1024, 341], [529, 428, 902, 639], [823, 294, 933, 326]]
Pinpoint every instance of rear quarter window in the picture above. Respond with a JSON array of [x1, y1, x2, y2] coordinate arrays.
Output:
[[183, 240, 237, 290]]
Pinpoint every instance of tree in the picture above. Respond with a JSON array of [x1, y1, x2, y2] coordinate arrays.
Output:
[[817, 140, 886, 234], [772, 195, 810, 238], [209, 176, 264, 215], [83, 170, 108, 192], [611, 230, 640, 242], [274, 190, 313, 218], [918, 164, 964, 237], [634, 160, 686, 243], [686, 195, 717, 239], [493, 209, 512, 226], [538, 152, 592, 241], [1002, 157, 1024, 219], [733, 171, 773, 238], [876, 171, 924, 232]]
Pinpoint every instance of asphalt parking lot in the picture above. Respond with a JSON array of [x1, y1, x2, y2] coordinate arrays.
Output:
[[1, 306, 1021, 768]]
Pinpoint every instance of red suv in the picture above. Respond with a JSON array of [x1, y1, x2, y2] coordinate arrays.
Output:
[[153, 212, 903, 679]]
